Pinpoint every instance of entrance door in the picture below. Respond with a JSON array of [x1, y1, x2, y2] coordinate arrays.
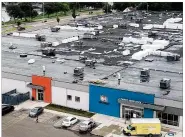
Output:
[[122, 105, 143, 119], [37, 89, 44, 101]]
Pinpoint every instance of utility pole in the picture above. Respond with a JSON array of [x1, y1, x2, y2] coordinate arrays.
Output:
[[147, 3, 149, 13], [107, 2, 108, 14], [43, 2, 44, 22]]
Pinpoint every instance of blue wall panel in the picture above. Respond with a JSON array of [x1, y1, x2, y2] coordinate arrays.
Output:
[[89, 85, 154, 118]]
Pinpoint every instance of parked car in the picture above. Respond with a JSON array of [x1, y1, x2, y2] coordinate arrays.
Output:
[[79, 120, 96, 133], [29, 107, 44, 117], [61, 116, 78, 127], [53, 118, 64, 128], [2, 104, 14, 116]]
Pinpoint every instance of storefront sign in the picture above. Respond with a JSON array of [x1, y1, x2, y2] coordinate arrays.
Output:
[[100, 95, 108, 102], [99, 95, 109, 104]]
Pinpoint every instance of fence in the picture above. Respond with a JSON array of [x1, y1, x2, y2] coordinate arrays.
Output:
[[2, 89, 30, 105]]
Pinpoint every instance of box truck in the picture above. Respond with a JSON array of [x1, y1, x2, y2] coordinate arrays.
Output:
[[123, 118, 161, 137]]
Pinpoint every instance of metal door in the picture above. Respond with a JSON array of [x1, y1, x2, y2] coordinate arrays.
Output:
[[37, 90, 44, 101]]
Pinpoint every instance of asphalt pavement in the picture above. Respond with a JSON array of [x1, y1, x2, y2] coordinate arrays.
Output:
[[2, 110, 98, 137]]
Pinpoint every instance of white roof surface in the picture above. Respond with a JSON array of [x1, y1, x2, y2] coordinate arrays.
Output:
[[131, 118, 160, 124]]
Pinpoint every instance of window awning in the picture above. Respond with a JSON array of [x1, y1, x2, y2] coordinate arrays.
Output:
[[27, 83, 44, 90], [118, 98, 165, 111]]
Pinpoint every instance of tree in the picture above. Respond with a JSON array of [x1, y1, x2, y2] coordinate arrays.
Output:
[[31, 10, 38, 18], [103, 3, 112, 13], [72, 7, 77, 21], [17, 21, 21, 26], [6, 5, 23, 22], [44, 3, 56, 18], [56, 16, 60, 24], [19, 3, 33, 20], [62, 3, 70, 15]]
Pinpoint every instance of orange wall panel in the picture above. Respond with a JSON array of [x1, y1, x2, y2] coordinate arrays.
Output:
[[32, 89, 36, 100], [32, 75, 52, 103]]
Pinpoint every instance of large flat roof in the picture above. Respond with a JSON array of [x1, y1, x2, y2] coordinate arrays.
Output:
[[2, 50, 122, 84], [2, 11, 183, 102]]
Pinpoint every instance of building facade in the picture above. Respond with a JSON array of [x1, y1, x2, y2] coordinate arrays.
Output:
[[2, 73, 183, 130]]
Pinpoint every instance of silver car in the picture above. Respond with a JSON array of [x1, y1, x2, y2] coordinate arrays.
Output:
[[79, 120, 96, 133], [53, 118, 64, 128]]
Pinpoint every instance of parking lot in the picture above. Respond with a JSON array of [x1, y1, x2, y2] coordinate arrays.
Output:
[[2, 109, 100, 137]]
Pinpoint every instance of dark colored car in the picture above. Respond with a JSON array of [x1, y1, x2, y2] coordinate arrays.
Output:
[[29, 107, 44, 118], [2, 104, 14, 116]]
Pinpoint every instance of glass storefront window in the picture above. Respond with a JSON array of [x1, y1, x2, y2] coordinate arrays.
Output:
[[157, 112, 179, 127]]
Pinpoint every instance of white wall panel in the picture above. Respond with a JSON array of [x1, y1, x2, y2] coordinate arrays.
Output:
[[2, 78, 32, 98], [66, 89, 89, 111], [52, 87, 67, 106], [179, 116, 183, 130]]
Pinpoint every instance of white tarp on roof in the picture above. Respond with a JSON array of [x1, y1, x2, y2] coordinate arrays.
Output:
[[122, 50, 130, 55], [142, 40, 169, 50], [62, 36, 78, 43], [132, 49, 152, 60], [97, 25, 103, 30], [164, 23, 183, 30], [52, 42, 60, 47], [122, 37, 153, 45], [164, 18, 182, 23], [123, 7, 131, 13], [143, 17, 183, 30], [129, 23, 139, 27], [113, 25, 118, 28], [13, 32, 37, 38], [152, 39, 169, 47], [56, 25, 95, 31], [142, 44, 165, 50]]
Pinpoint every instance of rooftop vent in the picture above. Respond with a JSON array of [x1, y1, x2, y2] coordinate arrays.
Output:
[[166, 54, 180, 61], [20, 53, 27, 58], [160, 78, 171, 89], [140, 68, 150, 77], [35, 35, 46, 41]]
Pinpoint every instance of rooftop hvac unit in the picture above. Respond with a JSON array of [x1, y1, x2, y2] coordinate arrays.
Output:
[[36, 35, 46, 41], [148, 31, 158, 38], [42, 48, 56, 56], [41, 42, 52, 48], [51, 27, 60, 32], [166, 54, 180, 61], [140, 68, 150, 77], [79, 56, 87, 63], [74, 67, 84, 76], [85, 60, 96, 67], [160, 78, 171, 89]]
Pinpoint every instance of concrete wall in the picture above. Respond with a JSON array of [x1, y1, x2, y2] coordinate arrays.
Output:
[[2, 78, 32, 97], [89, 85, 154, 118], [52, 86, 89, 111]]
